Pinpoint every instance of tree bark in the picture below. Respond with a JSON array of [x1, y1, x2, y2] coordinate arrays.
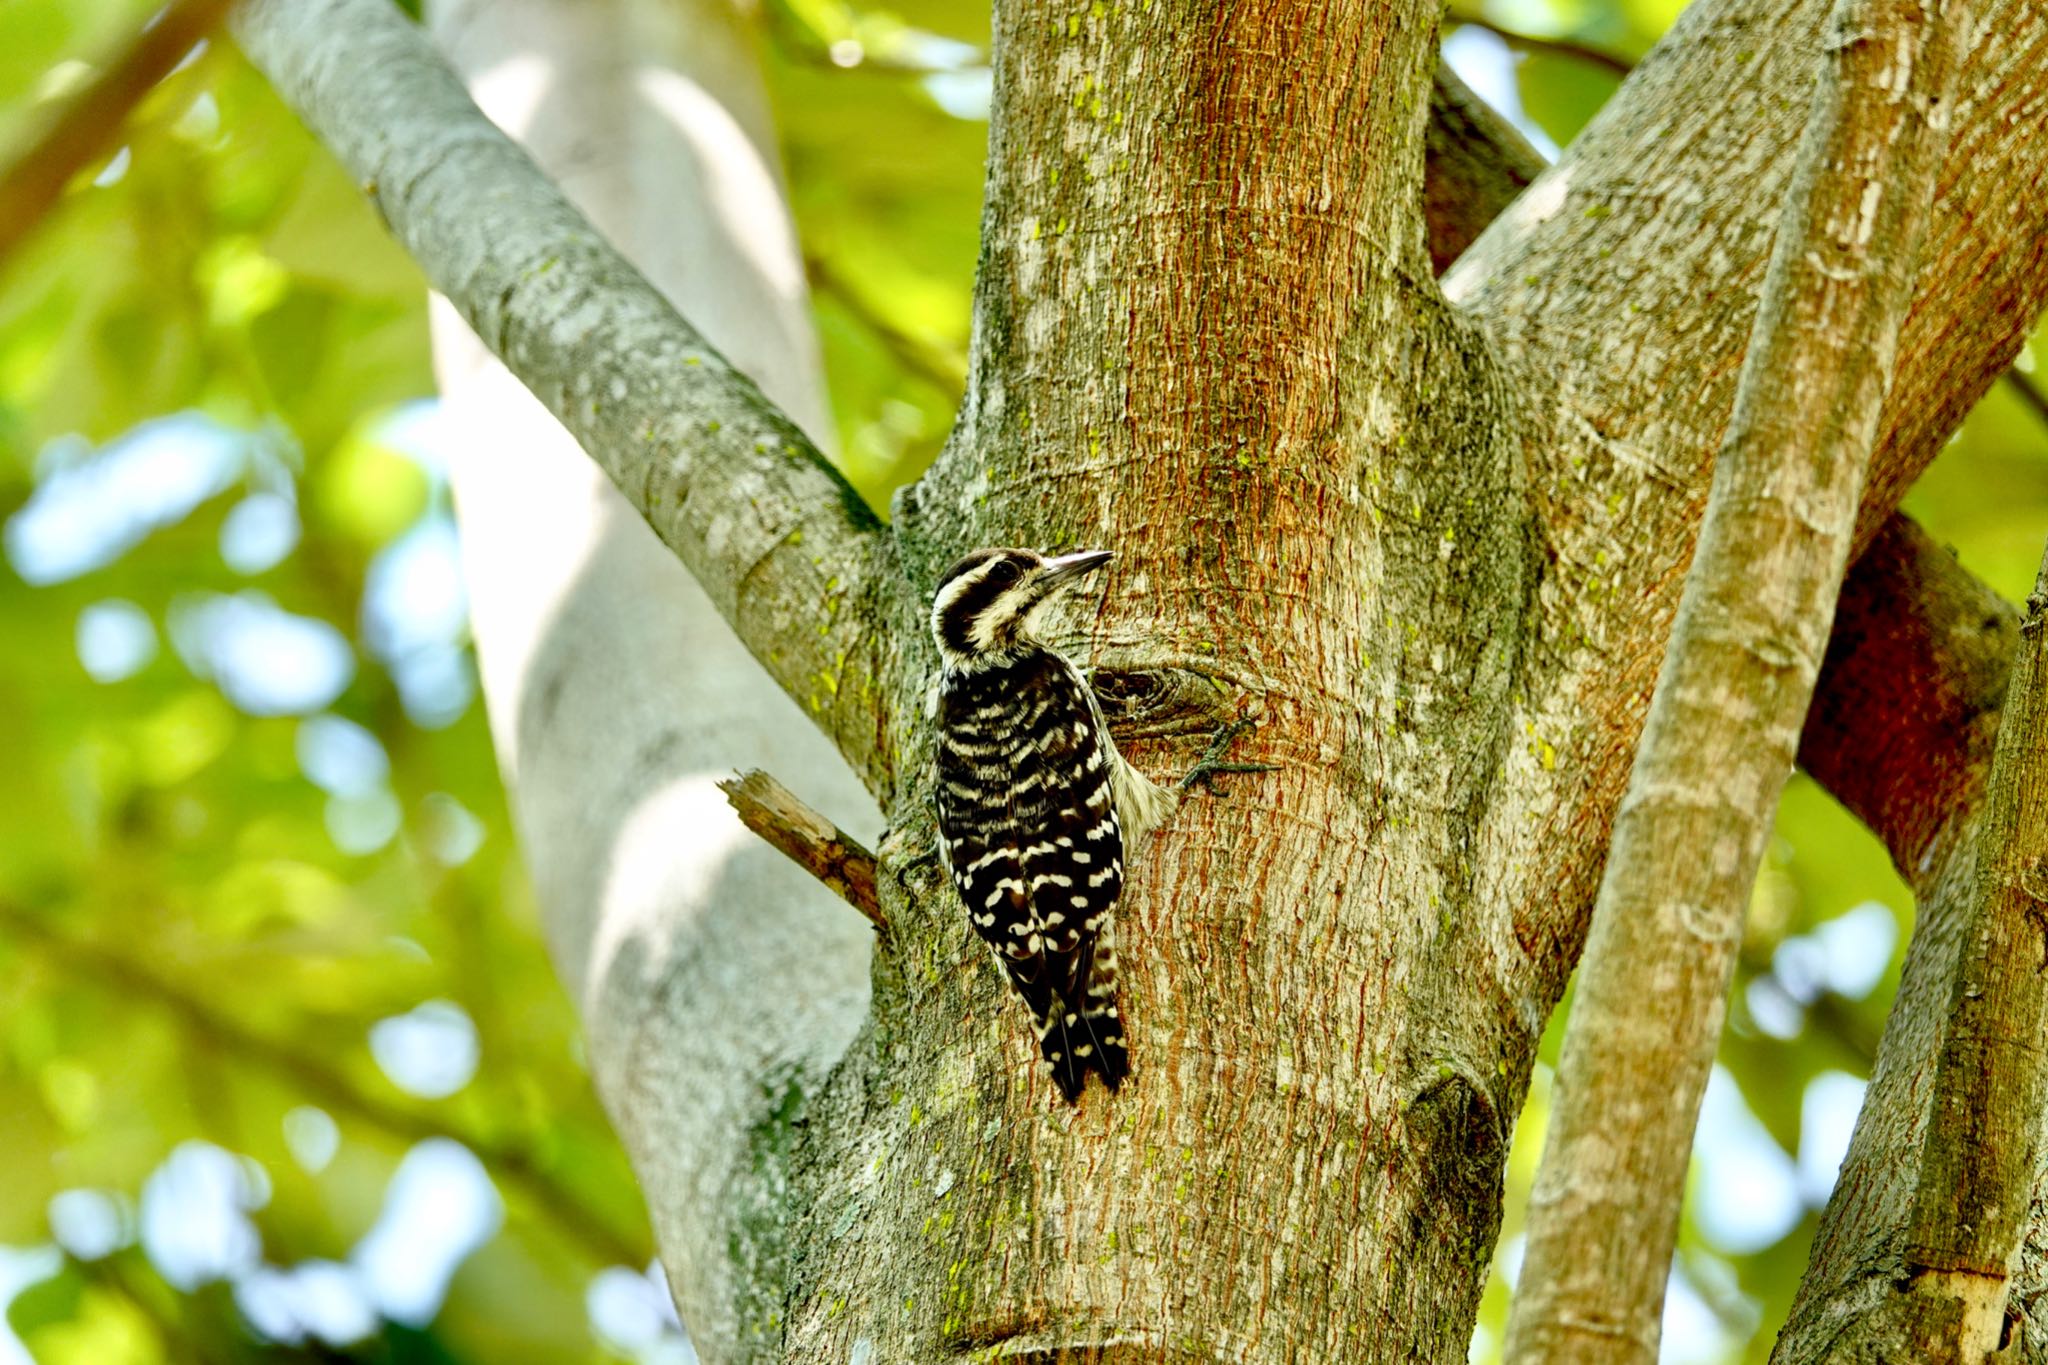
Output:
[[1423, 62, 1545, 275], [717, 770, 885, 929], [1424, 48, 2048, 1362], [1506, 0, 1967, 1355], [231, 0, 2048, 1358], [404, 0, 881, 1356], [1445, 0, 2048, 1033], [1779, 547, 2048, 1364], [1893, 539, 2048, 1357]]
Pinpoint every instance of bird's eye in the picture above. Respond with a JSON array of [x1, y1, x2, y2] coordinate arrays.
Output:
[[989, 560, 1020, 584]]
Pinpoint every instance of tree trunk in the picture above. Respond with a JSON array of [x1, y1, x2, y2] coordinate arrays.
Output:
[[229, 0, 2048, 1358], [793, 0, 1532, 1354]]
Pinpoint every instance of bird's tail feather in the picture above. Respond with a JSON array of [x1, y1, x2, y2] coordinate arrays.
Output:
[[1014, 928, 1128, 1101]]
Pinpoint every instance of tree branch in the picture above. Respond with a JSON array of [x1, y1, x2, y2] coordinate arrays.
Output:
[[1423, 6, 2040, 901], [0, 0, 233, 273], [1797, 517, 2017, 888], [1423, 62, 1548, 275], [0, 899, 647, 1268], [1890, 543, 2048, 1356], [1452, 0, 2048, 1040], [719, 770, 884, 929], [231, 0, 903, 792], [410, 0, 884, 1356], [1505, 0, 1967, 1356], [1444, 8, 1635, 79]]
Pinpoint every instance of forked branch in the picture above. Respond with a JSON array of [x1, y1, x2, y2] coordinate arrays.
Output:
[[1419, 63, 2025, 896], [1504, 0, 1970, 1358]]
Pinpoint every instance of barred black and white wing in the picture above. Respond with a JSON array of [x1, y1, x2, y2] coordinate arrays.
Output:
[[936, 652, 1129, 1100]]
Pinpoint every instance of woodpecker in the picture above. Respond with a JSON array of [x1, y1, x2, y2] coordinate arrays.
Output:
[[929, 547, 1176, 1102]]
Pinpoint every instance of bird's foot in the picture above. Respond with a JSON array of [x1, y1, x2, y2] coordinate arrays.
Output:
[[1177, 719, 1278, 797]]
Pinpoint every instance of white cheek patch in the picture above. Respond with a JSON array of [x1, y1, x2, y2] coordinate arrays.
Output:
[[930, 575, 977, 639], [971, 583, 1039, 652]]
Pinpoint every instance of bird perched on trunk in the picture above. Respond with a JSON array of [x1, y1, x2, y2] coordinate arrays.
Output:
[[928, 547, 1178, 1101]]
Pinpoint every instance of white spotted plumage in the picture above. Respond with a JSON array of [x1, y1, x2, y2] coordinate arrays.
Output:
[[928, 547, 1173, 1101]]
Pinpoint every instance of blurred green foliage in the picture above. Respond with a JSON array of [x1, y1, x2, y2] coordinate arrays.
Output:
[[0, 0, 2041, 1361]]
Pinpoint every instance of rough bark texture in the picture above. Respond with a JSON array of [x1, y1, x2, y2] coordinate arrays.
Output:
[[780, 1, 1539, 1358], [1896, 543, 2048, 1357], [1779, 556, 2048, 1365], [1506, 0, 1967, 1357], [232, 0, 2048, 1357], [1423, 34, 2048, 1359], [1445, 0, 2048, 1031]]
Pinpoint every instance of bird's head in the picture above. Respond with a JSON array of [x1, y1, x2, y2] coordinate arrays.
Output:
[[929, 547, 1113, 667]]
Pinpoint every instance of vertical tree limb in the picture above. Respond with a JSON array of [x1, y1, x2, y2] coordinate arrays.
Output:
[[1503, 0, 1968, 1359], [1890, 546, 2048, 1355]]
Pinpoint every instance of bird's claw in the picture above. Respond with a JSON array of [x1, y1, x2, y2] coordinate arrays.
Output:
[[1177, 719, 1279, 797]]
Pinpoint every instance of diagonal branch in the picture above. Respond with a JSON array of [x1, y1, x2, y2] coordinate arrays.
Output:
[[410, 0, 884, 1355], [0, 899, 647, 1268], [1423, 62, 1548, 275], [1421, 5, 2040, 897], [1434, 8, 2045, 430], [718, 769, 885, 929], [1421, 31, 2048, 1353], [1504, 0, 1969, 1357], [230, 0, 902, 793], [0, 0, 234, 273]]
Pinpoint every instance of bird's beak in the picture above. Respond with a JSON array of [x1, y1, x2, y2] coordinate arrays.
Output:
[[1040, 549, 1114, 586]]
